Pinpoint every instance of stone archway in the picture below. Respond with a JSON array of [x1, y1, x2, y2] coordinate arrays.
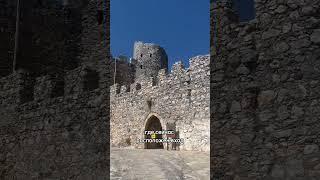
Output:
[[144, 115, 164, 149]]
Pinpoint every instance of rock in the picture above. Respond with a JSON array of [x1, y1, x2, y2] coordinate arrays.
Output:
[[259, 110, 274, 122], [287, 0, 298, 9], [280, 72, 289, 82], [271, 165, 285, 178], [301, 6, 314, 15], [292, 24, 303, 32], [241, 50, 258, 63], [275, 5, 288, 13], [270, 60, 281, 69], [274, 42, 290, 53], [259, 13, 272, 25], [314, 164, 320, 170], [290, 39, 311, 49], [230, 101, 241, 113], [218, 102, 227, 113], [282, 23, 292, 33], [295, 55, 305, 62], [213, 62, 225, 70], [274, 129, 292, 138], [304, 144, 319, 154], [226, 135, 241, 146], [289, 11, 300, 20], [291, 85, 307, 99], [291, 106, 304, 117], [265, 125, 275, 133], [262, 29, 281, 39], [311, 29, 320, 43], [258, 90, 275, 106], [228, 55, 241, 67], [272, 74, 281, 83], [286, 159, 304, 177], [236, 65, 250, 75], [266, 142, 273, 148], [243, 34, 252, 42], [212, 73, 225, 82], [278, 105, 290, 120]]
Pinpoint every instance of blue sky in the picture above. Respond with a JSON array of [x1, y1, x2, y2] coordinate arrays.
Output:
[[111, 0, 210, 69]]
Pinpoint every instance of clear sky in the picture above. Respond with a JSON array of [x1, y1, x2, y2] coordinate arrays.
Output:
[[110, 0, 210, 69]]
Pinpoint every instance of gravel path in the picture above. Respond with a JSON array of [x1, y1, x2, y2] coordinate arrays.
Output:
[[110, 148, 210, 180]]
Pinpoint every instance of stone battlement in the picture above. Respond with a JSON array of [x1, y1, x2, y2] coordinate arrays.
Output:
[[110, 53, 210, 152], [110, 55, 210, 97], [0, 61, 109, 106]]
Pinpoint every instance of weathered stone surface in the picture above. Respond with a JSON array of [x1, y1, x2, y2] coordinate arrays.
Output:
[[278, 105, 290, 120], [291, 105, 304, 118], [274, 129, 292, 138], [290, 38, 311, 49], [230, 100, 241, 113], [111, 44, 210, 152], [271, 165, 285, 178], [259, 110, 274, 122], [304, 145, 319, 154], [262, 29, 281, 39], [275, 42, 290, 53], [0, 0, 111, 179], [211, 1, 320, 178], [258, 90, 275, 106], [286, 159, 304, 177], [236, 65, 250, 75], [311, 29, 320, 43], [275, 5, 288, 14], [301, 6, 315, 15]]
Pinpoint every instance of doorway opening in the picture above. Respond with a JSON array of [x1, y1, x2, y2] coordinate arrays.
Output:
[[144, 115, 164, 149]]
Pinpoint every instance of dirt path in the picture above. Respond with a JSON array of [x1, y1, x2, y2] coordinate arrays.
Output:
[[110, 148, 210, 180]]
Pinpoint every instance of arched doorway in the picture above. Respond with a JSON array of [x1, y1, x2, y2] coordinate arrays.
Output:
[[144, 115, 164, 149]]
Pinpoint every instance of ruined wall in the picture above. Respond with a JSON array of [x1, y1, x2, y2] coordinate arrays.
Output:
[[111, 55, 210, 152], [211, 0, 320, 179], [0, 0, 111, 179]]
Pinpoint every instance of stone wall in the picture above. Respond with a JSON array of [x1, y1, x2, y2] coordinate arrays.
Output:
[[211, 0, 320, 179], [0, 0, 110, 76], [0, 61, 110, 179], [0, 0, 111, 179], [111, 55, 210, 152]]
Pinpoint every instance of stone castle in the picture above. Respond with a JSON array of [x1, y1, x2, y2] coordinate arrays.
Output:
[[0, 0, 319, 179], [110, 42, 210, 152]]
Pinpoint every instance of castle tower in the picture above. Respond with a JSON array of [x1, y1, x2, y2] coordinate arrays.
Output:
[[133, 41, 168, 82]]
